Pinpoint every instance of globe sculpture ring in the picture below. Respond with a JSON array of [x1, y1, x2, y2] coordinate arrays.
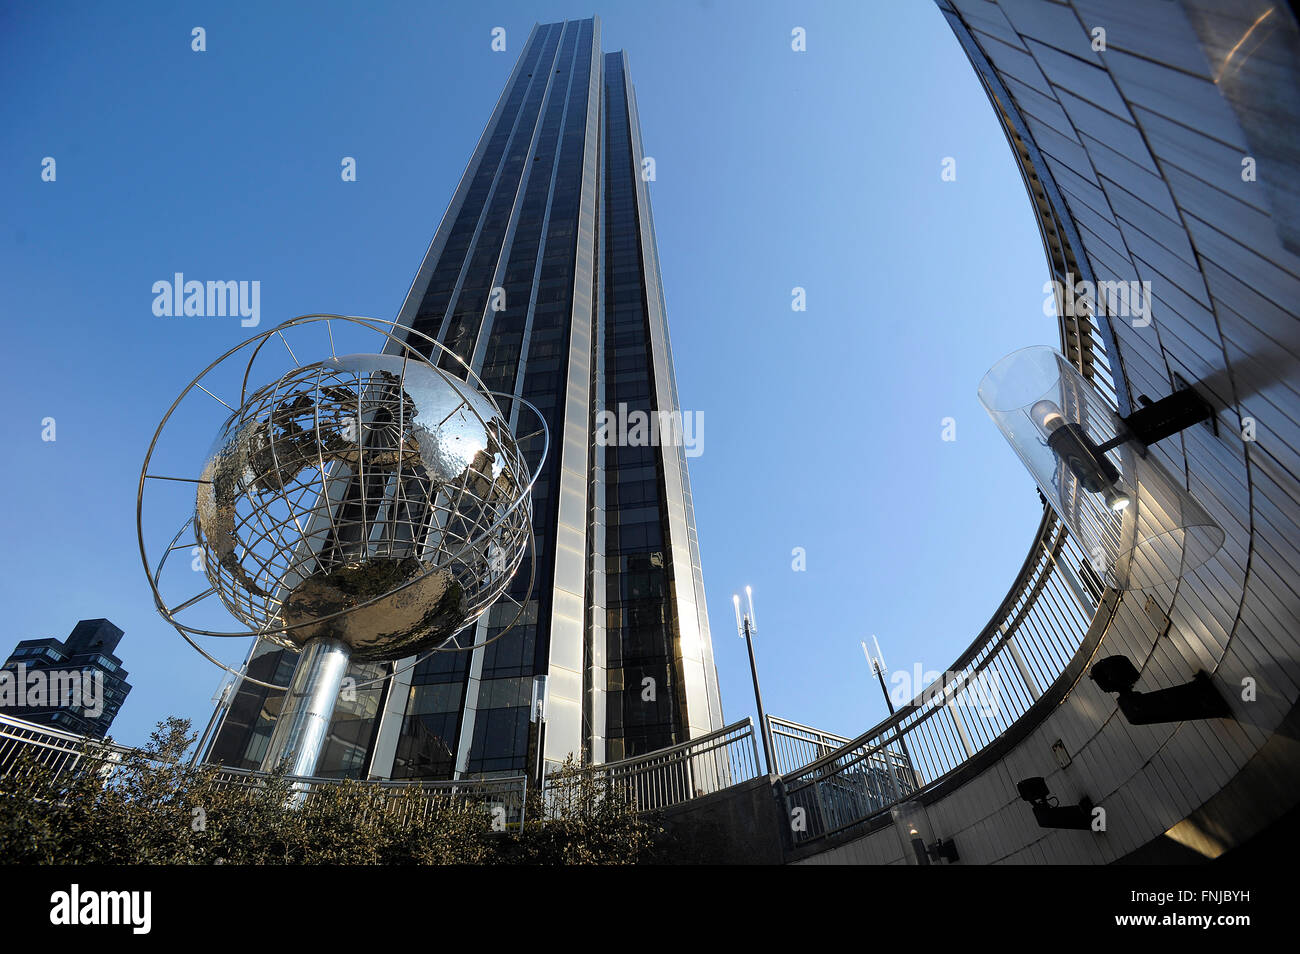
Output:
[[138, 315, 547, 691]]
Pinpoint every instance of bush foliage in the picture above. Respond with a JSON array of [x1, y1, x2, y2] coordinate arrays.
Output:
[[0, 717, 661, 865]]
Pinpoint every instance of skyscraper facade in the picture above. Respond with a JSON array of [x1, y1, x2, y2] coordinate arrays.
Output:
[[0, 619, 132, 738], [207, 16, 723, 779]]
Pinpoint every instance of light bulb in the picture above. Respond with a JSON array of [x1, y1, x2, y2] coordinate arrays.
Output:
[[1030, 399, 1066, 434], [1105, 487, 1132, 512]]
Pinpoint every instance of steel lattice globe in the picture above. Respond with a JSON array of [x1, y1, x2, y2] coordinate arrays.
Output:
[[193, 352, 532, 661]]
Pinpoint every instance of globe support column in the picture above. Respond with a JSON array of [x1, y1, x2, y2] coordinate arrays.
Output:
[[260, 635, 351, 779]]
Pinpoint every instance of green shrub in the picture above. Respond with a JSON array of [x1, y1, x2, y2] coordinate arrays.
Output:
[[0, 718, 660, 865]]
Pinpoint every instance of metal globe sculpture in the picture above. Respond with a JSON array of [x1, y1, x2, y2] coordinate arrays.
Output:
[[195, 353, 530, 659], [138, 315, 546, 778]]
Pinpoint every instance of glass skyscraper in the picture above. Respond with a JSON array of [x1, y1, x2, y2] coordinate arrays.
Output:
[[207, 16, 723, 779]]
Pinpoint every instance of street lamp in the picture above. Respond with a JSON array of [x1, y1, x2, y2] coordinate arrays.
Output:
[[734, 586, 776, 775], [979, 346, 1224, 590], [862, 636, 920, 793], [861, 635, 895, 714]]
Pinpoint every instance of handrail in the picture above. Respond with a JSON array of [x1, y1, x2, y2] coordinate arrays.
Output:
[[781, 511, 1061, 779], [767, 715, 852, 776], [780, 518, 1104, 845], [588, 717, 757, 772], [2, 709, 754, 821], [0, 712, 527, 826], [209, 765, 529, 826], [543, 718, 762, 814]]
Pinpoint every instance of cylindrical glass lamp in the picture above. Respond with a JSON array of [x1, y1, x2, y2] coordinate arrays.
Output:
[[892, 800, 936, 866], [978, 346, 1223, 591]]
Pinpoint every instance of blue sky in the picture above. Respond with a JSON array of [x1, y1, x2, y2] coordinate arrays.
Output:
[[0, 0, 1051, 751]]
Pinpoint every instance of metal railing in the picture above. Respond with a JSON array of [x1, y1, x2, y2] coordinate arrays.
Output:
[[780, 515, 1106, 845], [3, 706, 764, 825], [544, 718, 762, 814], [766, 716, 853, 776], [0, 712, 131, 779], [208, 764, 528, 827], [0, 712, 527, 827]]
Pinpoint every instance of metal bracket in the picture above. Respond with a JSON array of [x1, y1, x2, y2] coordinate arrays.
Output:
[[926, 838, 960, 864], [1120, 377, 1216, 448], [1143, 595, 1172, 639]]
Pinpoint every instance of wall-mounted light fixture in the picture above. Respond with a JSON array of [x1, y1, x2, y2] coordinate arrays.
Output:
[[1089, 654, 1233, 725], [891, 800, 959, 865], [1016, 776, 1095, 831], [978, 346, 1224, 590]]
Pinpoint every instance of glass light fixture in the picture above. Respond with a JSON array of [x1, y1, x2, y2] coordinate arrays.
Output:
[[891, 800, 957, 864], [978, 346, 1224, 591]]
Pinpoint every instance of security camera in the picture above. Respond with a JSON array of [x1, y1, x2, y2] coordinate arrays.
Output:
[[1016, 776, 1051, 803], [1089, 655, 1233, 726], [1016, 776, 1095, 831], [1089, 655, 1141, 694]]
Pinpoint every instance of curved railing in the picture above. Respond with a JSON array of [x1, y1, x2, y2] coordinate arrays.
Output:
[[780, 513, 1111, 844], [767, 716, 853, 776], [542, 718, 762, 814]]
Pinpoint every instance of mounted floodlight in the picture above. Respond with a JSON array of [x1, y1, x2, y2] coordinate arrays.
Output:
[[1089, 655, 1232, 725], [978, 346, 1224, 591]]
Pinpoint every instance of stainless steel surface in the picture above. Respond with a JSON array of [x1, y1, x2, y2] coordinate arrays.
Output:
[[259, 636, 352, 776], [844, 0, 1300, 864], [139, 314, 548, 782], [784, 1, 1300, 864], [194, 351, 532, 661], [139, 315, 548, 693]]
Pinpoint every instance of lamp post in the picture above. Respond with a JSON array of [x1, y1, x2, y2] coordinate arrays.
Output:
[[734, 586, 775, 775], [862, 635, 920, 792], [862, 635, 896, 715]]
